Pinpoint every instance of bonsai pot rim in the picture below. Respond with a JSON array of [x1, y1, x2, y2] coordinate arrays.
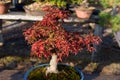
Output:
[[24, 63, 84, 80]]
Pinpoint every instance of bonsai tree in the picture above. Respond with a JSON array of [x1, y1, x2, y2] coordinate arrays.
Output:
[[24, 0, 68, 16], [23, 6, 101, 75]]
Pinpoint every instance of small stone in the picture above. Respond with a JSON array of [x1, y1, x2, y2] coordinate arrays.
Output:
[[83, 63, 98, 74], [104, 28, 112, 33], [101, 67, 114, 75], [17, 64, 25, 70], [0, 63, 4, 68], [115, 68, 120, 75], [0, 42, 4, 46], [89, 23, 96, 29], [69, 62, 75, 67], [101, 63, 120, 75], [82, 23, 89, 27]]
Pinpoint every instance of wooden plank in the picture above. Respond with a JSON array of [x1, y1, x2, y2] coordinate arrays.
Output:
[[0, 12, 98, 22], [0, 12, 43, 21]]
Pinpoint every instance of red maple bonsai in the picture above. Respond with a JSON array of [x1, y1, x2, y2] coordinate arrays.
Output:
[[23, 6, 101, 75]]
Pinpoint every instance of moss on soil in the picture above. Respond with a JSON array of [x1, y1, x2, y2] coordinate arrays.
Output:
[[28, 65, 81, 80]]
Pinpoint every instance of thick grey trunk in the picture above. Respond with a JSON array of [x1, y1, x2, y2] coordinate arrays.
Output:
[[46, 54, 58, 76]]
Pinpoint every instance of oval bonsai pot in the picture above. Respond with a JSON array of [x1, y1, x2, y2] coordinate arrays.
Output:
[[24, 63, 84, 80], [75, 7, 95, 19]]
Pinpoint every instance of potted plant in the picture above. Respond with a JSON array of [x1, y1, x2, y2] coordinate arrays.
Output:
[[24, 0, 68, 16], [23, 6, 101, 80], [24, 0, 50, 16], [0, 0, 10, 14], [74, 0, 95, 19]]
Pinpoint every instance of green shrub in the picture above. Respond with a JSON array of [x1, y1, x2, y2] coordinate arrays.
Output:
[[110, 15, 120, 31], [99, 12, 112, 27], [99, 11, 120, 32]]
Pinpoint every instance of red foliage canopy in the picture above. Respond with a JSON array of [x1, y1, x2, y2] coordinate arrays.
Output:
[[23, 6, 101, 61]]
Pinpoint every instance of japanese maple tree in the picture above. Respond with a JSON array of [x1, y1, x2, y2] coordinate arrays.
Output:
[[23, 6, 101, 75]]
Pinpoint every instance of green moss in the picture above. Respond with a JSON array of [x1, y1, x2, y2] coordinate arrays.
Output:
[[28, 65, 81, 80]]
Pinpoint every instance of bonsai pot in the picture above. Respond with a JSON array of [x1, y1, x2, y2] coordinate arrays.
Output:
[[24, 64, 84, 80], [23, 2, 49, 16], [0, 2, 10, 14], [24, 6, 46, 16], [75, 7, 95, 19]]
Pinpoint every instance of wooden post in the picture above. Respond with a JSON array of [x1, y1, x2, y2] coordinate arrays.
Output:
[[0, 19, 4, 46], [114, 31, 120, 47], [91, 24, 103, 62]]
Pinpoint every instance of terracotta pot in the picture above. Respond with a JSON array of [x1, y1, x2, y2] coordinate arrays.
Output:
[[75, 7, 95, 19], [0, 2, 10, 14]]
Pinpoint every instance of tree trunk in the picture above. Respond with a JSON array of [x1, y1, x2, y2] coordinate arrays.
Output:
[[114, 31, 120, 47], [46, 54, 58, 76]]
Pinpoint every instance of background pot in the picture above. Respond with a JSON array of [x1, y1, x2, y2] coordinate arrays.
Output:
[[23, 2, 49, 16], [24, 63, 84, 80], [24, 6, 46, 16], [0, 2, 10, 14], [75, 7, 95, 19]]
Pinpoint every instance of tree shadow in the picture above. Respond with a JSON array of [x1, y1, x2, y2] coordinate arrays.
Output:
[[0, 21, 33, 58], [62, 25, 120, 80], [10, 69, 24, 80], [83, 29, 120, 80]]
